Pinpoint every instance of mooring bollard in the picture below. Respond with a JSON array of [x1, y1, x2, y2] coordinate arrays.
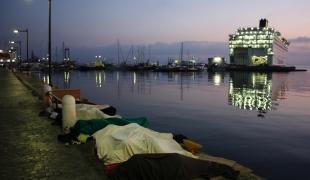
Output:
[[62, 95, 76, 133]]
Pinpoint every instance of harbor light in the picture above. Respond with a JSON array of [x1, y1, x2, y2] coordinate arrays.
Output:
[[208, 57, 226, 66], [213, 57, 223, 63]]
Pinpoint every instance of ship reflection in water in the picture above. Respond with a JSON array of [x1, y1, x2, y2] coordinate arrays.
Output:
[[228, 72, 288, 117], [229, 72, 272, 112]]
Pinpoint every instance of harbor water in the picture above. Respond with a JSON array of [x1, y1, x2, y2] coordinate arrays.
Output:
[[37, 68, 310, 179]]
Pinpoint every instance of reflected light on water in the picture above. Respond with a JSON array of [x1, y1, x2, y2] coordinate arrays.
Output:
[[95, 71, 102, 87], [103, 71, 106, 83], [229, 73, 273, 111], [64, 72, 70, 84], [43, 74, 50, 85], [116, 71, 119, 82], [133, 72, 136, 85], [213, 73, 221, 86]]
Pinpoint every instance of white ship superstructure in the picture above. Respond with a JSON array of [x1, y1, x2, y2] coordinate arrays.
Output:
[[229, 19, 289, 66]]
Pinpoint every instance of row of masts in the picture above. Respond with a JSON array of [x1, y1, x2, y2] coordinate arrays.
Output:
[[117, 39, 153, 65], [53, 41, 71, 62], [52, 40, 191, 65]]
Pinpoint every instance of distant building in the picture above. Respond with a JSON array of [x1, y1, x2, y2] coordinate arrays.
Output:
[[208, 57, 226, 66], [229, 19, 289, 66], [0, 50, 17, 67]]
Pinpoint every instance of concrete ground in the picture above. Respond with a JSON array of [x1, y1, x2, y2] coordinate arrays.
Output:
[[0, 69, 108, 180]]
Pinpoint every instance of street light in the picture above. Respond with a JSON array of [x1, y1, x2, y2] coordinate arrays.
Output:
[[13, 29, 29, 62], [48, 0, 52, 85]]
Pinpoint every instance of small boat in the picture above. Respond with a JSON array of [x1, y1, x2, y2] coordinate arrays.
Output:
[[78, 56, 106, 71]]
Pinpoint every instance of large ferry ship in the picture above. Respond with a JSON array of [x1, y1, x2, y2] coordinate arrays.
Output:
[[229, 19, 290, 66]]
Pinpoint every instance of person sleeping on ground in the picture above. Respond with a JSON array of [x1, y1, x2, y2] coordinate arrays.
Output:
[[107, 153, 240, 180], [57, 117, 148, 144], [92, 123, 196, 165]]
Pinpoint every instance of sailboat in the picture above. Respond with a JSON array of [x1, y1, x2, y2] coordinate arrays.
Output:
[[155, 42, 205, 72]]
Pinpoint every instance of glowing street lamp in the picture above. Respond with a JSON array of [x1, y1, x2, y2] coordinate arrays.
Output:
[[48, 0, 52, 85], [13, 28, 29, 62]]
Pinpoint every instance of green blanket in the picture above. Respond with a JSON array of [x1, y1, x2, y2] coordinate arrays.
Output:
[[73, 117, 148, 135]]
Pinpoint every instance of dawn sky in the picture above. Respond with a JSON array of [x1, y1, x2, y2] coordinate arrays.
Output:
[[1, 0, 310, 64]]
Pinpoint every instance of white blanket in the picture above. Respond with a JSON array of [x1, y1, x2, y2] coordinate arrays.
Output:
[[93, 123, 196, 165], [76, 104, 121, 120]]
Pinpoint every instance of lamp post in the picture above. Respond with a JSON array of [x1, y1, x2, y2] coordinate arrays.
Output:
[[48, 0, 52, 85], [13, 29, 28, 62]]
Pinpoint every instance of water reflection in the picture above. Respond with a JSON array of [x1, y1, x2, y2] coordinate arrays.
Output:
[[64, 71, 71, 88], [103, 71, 203, 100], [228, 72, 288, 114], [129, 71, 152, 96], [208, 72, 225, 86], [133, 72, 136, 85], [39, 71, 288, 107], [95, 71, 103, 87], [42, 74, 50, 85]]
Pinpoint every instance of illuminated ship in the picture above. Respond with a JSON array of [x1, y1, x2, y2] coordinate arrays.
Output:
[[229, 19, 290, 66]]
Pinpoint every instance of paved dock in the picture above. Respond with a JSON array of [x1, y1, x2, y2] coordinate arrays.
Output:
[[0, 69, 108, 180]]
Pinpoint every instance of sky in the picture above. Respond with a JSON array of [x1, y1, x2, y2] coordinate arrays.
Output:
[[0, 0, 310, 64]]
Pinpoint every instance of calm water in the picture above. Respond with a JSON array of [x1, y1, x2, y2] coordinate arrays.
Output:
[[37, 68, 310, 179]]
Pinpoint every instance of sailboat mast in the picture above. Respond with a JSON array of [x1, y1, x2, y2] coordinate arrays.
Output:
[[117, 39, 120, 65], [180, 42, 184, 61], [62, 42, 65, 61], [148, 45, 151, 62], [55, 46, 58, 62]]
